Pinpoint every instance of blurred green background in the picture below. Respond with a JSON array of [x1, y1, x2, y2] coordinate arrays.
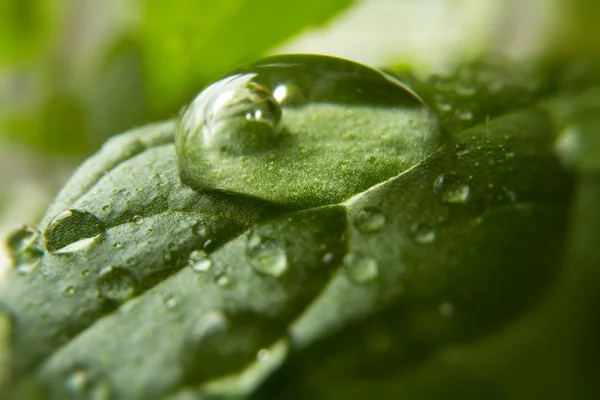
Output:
[[0, 0, 598, 265]]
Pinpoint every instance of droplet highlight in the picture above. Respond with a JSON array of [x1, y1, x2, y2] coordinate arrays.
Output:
[[411, 223, 436, 244]]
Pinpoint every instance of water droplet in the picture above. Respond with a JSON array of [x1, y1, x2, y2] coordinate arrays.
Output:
[[455, 85, 476, 96], [433, 173, 470, 204], [439, 302, 454, 317], [216, 275, 231, 287], [113, 242, 122, 249], [6, 225, 43, 274], [411, 223, 436, 244], [163, 294, 178, 309], [190, 310, 228, 343], [194, 221, 207, 238], [64, 286, 76, 295], [256, 348, 270, 362], [455, 143, 470, 157], [65, 368, 88, 393], [97, 266, 137, 303], [436, 102, 452, 112], [322, 252, 334, 265], [45, 210, 105, 253], [246, 234, 288, 277], [455, 109, 473, 121], [175, 54, 441, 207], [354, 207, 385, 233], [131, 215, 144, 225], [189, 250, 212, 272], [344, 253, 379, 284]]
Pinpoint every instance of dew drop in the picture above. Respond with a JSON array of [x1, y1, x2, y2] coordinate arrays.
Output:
[[65, 368, 88, 393], [246, 234, 288, 277], [344, 253, 379, 284], [439, 302, 455, 317], [163, 294, 178, 309], [322, 252, 334, 265], [455, 109, 473, 121], [433, 173, 470, 204], [6, 225, 43, 274], [189, 250, 212, 272], [354, 207, 386, 233], [256, 348, 270, 362], [190, 310, 228, 343], [131, 215, 144, 225], [411, 223, 436, 244], [45, 210, 105, 253], [96, 266, 138, 303], [216, 275, 231, 287]]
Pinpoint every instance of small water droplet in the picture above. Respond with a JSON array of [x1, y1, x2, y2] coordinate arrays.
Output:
[[163, 294, 178, 309], [246, 234, 288, 277], [189, 250, 212, 272], [64, 286, 76, 295], [256, 348, 270, 362], [455, 85, 476, 96], [113, 242, 122, 249], [65, 368, 88, 393], [455, 109, 473, 121], [455, 143, 470, 157], [322, 252, 334, 265], [436, 102, 452, 112], [45, 210, 105, 253], [411, 223, 436, 244], [433, 173, 470, 204], [131, 215, 144, 225], [101, 205, 110, 212], [216, 275, 231, 287], [190, 310, 228, 343], [344, 253, 379, 284], [354, 207, 386, 233], [194, 221, 207, 238], [439, 302, 454, 317], [6, 225, 43, 274], [97, 266, 137, 303]]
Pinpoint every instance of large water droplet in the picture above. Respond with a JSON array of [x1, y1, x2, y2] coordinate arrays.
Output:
[[344, 253, 379, 284], [433, 173, 470, 204], [176, 54, 440, 207], [45, 210, 105, 253], [96, 266, 137, 303], [354, 207, 386, 233], [246, 234, 288, 277]]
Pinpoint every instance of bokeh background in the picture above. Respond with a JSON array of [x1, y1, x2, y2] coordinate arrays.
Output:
[[0, 0, 598, 270]]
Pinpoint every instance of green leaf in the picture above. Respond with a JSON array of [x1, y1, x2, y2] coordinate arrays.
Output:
[[0, 57, 584, 399]]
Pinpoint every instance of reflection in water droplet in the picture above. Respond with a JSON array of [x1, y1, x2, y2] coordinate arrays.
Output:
[[433, 173, 470, 204], [411, 223, 436, 244], [354, 207, 386, 233], [97, 266, 138, 303], [344, 253, 379, 284], [189, 250, 212, 272], [45, 210, 105, 253], [131, 215, 144, 225], [439, 302, 454, 317], [246, 234, 288, 277]]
